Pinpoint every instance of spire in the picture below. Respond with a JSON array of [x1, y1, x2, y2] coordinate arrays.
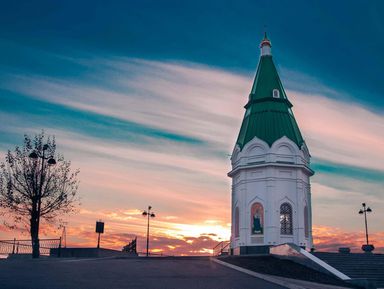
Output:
[[250, 33, 285, 100], [235, 33, 304, 149], [260, 32, 272, 56]]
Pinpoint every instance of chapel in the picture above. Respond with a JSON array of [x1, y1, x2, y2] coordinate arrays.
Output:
[[229, 33, 314, 255]]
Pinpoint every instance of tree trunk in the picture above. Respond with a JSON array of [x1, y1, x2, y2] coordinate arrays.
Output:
[[30, 205, 40, 258]]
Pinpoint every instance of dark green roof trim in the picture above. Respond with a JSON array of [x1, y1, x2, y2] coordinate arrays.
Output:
[[236, 45, 305, 150], [245, 97, 293, 109]]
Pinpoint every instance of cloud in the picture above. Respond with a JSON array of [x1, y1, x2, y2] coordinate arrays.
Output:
[[0, 59, 247, 149], [2, 218, 383, 256], [1, 53, 384, 254], [67, 228, 220, 256], [2, 57, 384, 169], [311, 182, 384, 232], [313, 225, 384, 253], [291, 90, 384, 171]]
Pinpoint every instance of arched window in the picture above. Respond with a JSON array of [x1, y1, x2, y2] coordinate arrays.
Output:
[[304, 205, 309, 238], [251, 202, 264, 235], [280, 203, 293, 235], [234, 207, 240, 238], [273, 89, 280, 98]]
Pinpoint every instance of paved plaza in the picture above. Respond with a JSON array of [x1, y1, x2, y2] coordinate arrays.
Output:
[[0, 257, 287, 289]]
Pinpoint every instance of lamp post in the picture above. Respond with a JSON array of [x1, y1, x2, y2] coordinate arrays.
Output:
[[142, 206, 155, 257], [29, 144, 56, 258], [358, 203, 374, 252]]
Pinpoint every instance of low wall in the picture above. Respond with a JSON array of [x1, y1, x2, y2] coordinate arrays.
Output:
[[50, 247, 138, 258]]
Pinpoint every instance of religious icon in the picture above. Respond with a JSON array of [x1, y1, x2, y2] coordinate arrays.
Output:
[[251, 203, 263, 234]]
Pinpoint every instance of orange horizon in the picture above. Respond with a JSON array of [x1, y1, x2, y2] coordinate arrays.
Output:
[[1, 222, 383, 256]]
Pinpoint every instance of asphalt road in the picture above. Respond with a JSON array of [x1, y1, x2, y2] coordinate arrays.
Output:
[[0, 256, 287, 289]]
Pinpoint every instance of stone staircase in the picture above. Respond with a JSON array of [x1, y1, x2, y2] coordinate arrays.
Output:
[[313, 252, 384, 288]]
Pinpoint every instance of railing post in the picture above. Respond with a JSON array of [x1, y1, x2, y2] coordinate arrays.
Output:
[[16, 242, 19, 254], [12, 238, 16, 254], [58, 237, 62, 257]]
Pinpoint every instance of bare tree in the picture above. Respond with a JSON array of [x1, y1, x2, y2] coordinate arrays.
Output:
[[0, 132, 80, 258]]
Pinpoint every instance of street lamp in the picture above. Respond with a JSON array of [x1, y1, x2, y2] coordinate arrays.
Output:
[[142, 206, 155, 257], [29, 143, 56, 258], [358, 203, 374, 253]]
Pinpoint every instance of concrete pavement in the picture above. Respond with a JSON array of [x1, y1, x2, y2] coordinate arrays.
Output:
[[0, 256, 287, 289]]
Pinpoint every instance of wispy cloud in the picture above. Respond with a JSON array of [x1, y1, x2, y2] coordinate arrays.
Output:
[[1, 53, 383, 253], [291, 90, 384, 171], [2, 57, 384, 169]]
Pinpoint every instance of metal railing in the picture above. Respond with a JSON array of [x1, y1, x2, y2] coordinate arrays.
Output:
[[137, 251, 168, 257], [212, 241, 230, 256], [0, 238, 61, 257]]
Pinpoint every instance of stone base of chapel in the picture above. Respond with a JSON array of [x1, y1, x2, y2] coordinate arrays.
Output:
[[231, 245, 270, 255]]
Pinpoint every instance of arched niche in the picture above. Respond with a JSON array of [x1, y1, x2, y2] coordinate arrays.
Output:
[[276, 145, 293, 155], [304, 204, 309, 238], [271, 136, 298, 154], [250, 202, 264, 235], [247, 145, 266, 156], [234, 207, 240, 238]]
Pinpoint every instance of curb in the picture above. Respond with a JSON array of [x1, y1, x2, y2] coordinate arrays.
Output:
[[211, 258, 351, 289]]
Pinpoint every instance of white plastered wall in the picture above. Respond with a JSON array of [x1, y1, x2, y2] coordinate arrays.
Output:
[[229, 136, 313, 251]]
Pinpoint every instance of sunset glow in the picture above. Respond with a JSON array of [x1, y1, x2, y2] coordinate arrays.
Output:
[[1, 2, 383, 256]]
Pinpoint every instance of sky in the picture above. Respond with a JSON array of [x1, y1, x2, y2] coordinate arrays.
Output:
[[0, 0, 383, 255]]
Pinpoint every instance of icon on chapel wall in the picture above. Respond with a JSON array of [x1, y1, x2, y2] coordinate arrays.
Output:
[[251, 203, 264, 234]]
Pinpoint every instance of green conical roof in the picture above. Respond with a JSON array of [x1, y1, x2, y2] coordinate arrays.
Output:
[[236, 35, 304, 149], [250, 56, 288, 100]]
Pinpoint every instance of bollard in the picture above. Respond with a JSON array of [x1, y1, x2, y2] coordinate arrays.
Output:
[[12, 238, 16, 254], [58, 237, 62, 257]]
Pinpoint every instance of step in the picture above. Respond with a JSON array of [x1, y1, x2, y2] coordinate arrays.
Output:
[[313, 252, 384, 287]]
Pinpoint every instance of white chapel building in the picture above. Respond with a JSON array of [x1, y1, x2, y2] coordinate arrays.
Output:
[[229, 34, 314, 255]]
